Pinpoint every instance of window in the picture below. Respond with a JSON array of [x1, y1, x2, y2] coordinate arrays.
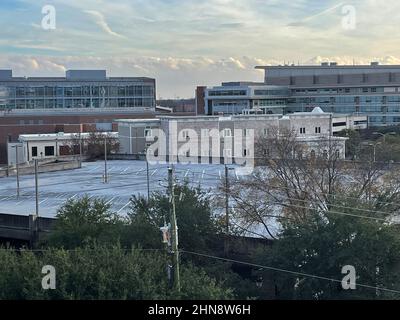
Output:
[[181, 130, 189, 139], [264, 128, 269, 136], [315, 127, 321, 134], [144, 128, 152, 138], [223, 129, 232, 137], [32, 147, 38, 157], [243, 129, 251, 137], [243, 149, 250, 157], [45, 146, 55, 157], [224, 149, 232, 157], [300, 127, 306, 134]]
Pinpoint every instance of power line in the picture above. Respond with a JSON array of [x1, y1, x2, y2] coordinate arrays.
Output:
[[181, 250, 400, 296]]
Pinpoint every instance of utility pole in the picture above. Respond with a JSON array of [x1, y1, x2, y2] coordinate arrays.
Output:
[[34, 159, 39, 217], [79, 132, 83, 168], [104, 136, 108, 183], [146, 157, 150, 201], [224, 165, 230, 256], [11, 145, 21, 198], [168, 167, 180, 293]]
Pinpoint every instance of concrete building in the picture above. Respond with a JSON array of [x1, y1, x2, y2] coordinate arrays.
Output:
[[198, 62, 400, 129], [7, 132, 118, 165], [0, 69, 156, 164], [116, 108, 347, 162], [259, 63, 400, 127]]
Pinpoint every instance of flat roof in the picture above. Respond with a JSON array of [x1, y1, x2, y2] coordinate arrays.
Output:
[[255, 65, 400, 70]]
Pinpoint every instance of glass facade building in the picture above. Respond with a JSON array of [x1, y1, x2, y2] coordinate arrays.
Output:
[[0, 70, 156, 112], [203, 64, 400, 127]]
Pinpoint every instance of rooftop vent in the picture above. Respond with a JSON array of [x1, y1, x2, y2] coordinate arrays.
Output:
[[330, 62, 338, 66], [371, 61, 380, 66], [321, 62, 329, 67]]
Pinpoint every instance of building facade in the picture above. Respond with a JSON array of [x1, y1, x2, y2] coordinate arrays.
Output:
[[0, 70, 155, 111], [116, 108, 347, 163], [0, 69, 156, 164], [7, 132, 118, 165], [198, 62, 400, 128]]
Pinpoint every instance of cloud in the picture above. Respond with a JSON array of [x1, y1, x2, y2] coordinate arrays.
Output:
[[84, 10, 126, 39], [2, 54, 400, 98], [287, 2, 345, 27]]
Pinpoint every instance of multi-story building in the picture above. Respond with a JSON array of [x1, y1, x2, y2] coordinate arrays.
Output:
[[116, 108, 347, 162], [203, 82, 288, 116], [0, 69, 156, 164], [198, 62, 400, 129]]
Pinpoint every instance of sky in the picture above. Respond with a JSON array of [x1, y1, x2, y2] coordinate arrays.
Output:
[[0, 0, 400, 98]]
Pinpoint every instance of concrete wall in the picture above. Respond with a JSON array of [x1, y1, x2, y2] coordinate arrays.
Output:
[[0, 160, 81, 178]]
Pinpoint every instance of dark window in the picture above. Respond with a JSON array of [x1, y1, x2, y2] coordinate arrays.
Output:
[[32, 147, 38, 157], [45, 146, 55, 156], [333, 122, 347, 127]]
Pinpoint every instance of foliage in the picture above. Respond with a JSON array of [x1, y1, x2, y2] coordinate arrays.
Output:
[[125, 184, 222, 253], [262, 198, 400, 300], [0, 245, 233, 300], [46, 195, 123, 249]]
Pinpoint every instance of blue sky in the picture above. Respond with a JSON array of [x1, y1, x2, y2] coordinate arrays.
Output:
[[0, 0, 399, 97]]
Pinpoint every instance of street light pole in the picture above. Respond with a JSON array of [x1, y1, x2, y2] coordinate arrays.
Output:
[[104, 136, 108, 183], [11, 145, 22, 198], [34, 159, 39, 217], [79, 132, 83, 168]]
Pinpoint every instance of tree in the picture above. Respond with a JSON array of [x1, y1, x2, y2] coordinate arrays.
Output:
[[46, 196, 123, 249], [85, 132, 120, 160], [263, 199, 400, 300], [0, 245, 234, 300], [125, 184, 222, 253]]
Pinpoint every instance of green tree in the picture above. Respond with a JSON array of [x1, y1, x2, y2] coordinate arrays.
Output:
[[125, 184, 222, 253], [46, 196, 123, 249], [264, 199, 400, 300], [0, 245, 233, 300]]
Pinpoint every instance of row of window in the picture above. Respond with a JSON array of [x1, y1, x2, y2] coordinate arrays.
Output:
[[300, 127, 321, 135], [293, 87, 398, 95], [1, 85, 155, 98], [1, 98, 155, 109], [208, 90, 247, 97]]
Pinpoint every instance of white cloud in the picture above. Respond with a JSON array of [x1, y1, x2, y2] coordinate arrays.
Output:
[[84, 10, 126, 39]]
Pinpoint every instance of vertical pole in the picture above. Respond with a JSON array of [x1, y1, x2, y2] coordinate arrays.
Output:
[[79, 133, 83, 168], [34, 159, 39, 217], [224, 165, 230, 256], [168, 168, 180, 293], [104, 136, 108, 183], [146, 158, 150, 201], [15, 146, 20, 198]]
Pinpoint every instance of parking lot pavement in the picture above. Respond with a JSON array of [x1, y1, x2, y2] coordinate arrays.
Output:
[[0, 160, 227, 217]]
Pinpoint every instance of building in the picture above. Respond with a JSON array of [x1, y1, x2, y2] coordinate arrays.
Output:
[[116, 108, 347, 163], [7, 132, 118, 165], [198, 62, 400, 129], [198, 83, 367, 134], [201, 82, 287, 116], [0, 69, 156, 164]]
